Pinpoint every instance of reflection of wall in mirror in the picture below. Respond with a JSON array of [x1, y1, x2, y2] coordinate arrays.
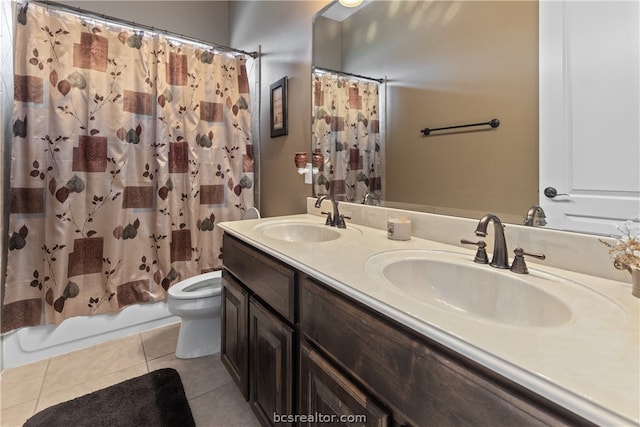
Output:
[[313, 16, 342, 70], [314, 1, 538, 219]]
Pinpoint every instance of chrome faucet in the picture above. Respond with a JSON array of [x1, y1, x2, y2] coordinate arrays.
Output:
[[524, 205, 547, 227], [362, 192, 380, 206], [475, 213, 509, 269], [315, 195, 341, 227]]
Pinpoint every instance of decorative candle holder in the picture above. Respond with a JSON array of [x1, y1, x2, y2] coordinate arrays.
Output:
[[294, 152, 308, 169], [312, 149, 324, 171], [293, 151, 313, 183]]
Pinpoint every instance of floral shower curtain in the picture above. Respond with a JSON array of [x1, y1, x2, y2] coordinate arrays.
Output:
[[3, 3, 254, 333], [311, 71, 383, 202]]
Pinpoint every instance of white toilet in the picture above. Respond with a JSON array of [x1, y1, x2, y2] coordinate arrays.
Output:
[[242, 206, 260, 220], [166, 206, 260, 359], [167, 270, 222, 359]]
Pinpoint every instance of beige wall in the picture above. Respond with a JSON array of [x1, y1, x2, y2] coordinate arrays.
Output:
[[229, 1, 329, 217], [339, 1, 539, 218], [313, 15, 342, 71]]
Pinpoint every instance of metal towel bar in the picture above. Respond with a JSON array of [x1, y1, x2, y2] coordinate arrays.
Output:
[[421, 118, 500, 136]]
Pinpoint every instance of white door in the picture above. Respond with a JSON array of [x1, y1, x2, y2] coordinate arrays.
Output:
[[539, 0, 640, 235]]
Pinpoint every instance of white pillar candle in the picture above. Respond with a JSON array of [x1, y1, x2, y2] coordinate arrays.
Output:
[[387, 215, 411, 241]]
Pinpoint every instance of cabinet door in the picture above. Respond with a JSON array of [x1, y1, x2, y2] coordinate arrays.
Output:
[[221, 271, 249, 400], [249, 297, 294, 426], [300, 343, 389, 427]]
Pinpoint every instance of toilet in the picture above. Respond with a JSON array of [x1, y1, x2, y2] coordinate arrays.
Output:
[[167, 270, 222, 359], [242, 206, 260, 220], [166, 206, 260, 359]]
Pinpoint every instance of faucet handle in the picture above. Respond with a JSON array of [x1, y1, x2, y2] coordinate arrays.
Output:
[[461, 239, 489, 264], [321, 211, 333, 226], [510, 247, 546, 274], [336, 214, 350, 229]]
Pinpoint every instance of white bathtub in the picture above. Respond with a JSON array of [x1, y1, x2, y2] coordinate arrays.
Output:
[[1, 302, 179, 370]]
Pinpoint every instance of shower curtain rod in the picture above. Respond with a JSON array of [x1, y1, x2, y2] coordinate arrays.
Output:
[[313, 66, 384, 84], [31, 0, 259, 59]]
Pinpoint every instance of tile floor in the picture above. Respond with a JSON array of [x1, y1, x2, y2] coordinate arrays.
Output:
[[0, 323, 260, 427]]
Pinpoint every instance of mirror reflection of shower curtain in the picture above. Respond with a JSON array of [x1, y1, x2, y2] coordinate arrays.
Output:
[[3, 2, 255, 333], [312, 72, 383, 203]]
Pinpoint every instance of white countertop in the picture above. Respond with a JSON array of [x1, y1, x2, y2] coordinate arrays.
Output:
[[219, 212, 639, 426]]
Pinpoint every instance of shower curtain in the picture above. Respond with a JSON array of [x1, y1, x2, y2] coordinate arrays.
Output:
[[311, 71, 383, 202], [3, 3, 255, 333]]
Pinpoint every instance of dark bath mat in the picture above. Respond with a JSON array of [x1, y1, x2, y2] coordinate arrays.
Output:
[[23, 368, 196, 427]]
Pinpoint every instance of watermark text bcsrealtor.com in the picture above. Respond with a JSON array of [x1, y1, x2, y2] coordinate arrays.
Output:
[[273, 412, 367, 424]]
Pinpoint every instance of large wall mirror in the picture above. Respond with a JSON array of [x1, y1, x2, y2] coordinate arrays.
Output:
[[312, 0, 640, 235]]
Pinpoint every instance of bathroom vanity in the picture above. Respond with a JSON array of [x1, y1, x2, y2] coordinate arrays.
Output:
[[221, 233, 296, 424], [219, 201, 639, 427]]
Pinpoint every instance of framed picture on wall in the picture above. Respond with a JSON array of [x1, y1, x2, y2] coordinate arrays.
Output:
[[270, 76, 288, 137]]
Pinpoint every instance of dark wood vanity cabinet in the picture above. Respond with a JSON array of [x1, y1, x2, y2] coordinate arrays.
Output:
[[222, 233, 595, 427], [221, 233, 296, 426], [300, 277, 596, 427]]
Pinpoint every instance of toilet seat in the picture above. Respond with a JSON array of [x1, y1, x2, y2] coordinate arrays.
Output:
[[168, 271, 222, 300]]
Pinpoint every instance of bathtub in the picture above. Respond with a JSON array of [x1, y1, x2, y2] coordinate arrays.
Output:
[[1, 302, 179, 370]]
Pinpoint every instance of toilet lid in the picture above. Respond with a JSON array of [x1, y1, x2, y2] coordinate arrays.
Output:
[[168, 271, 222, 300]]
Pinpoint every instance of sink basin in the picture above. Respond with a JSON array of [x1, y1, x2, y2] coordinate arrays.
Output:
[[366, 250, 573, 327], [254, 221, 341, 243]]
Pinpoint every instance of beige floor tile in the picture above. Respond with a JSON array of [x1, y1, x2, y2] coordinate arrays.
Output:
[[1, 359, 48, 409], [40, 334, 145, 396], [147, 352, 232, 400], [141, 322, 180, 360], [1, 325, 252, 427], [35, 362, 148, 412], [0, 399, 37, 427], [189, 382, 260, 427]]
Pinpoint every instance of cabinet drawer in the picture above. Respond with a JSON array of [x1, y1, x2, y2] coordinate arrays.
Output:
[[223, 233, 296, 322], [300, 342, 389, 427], [301, 277, 593, 427]]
